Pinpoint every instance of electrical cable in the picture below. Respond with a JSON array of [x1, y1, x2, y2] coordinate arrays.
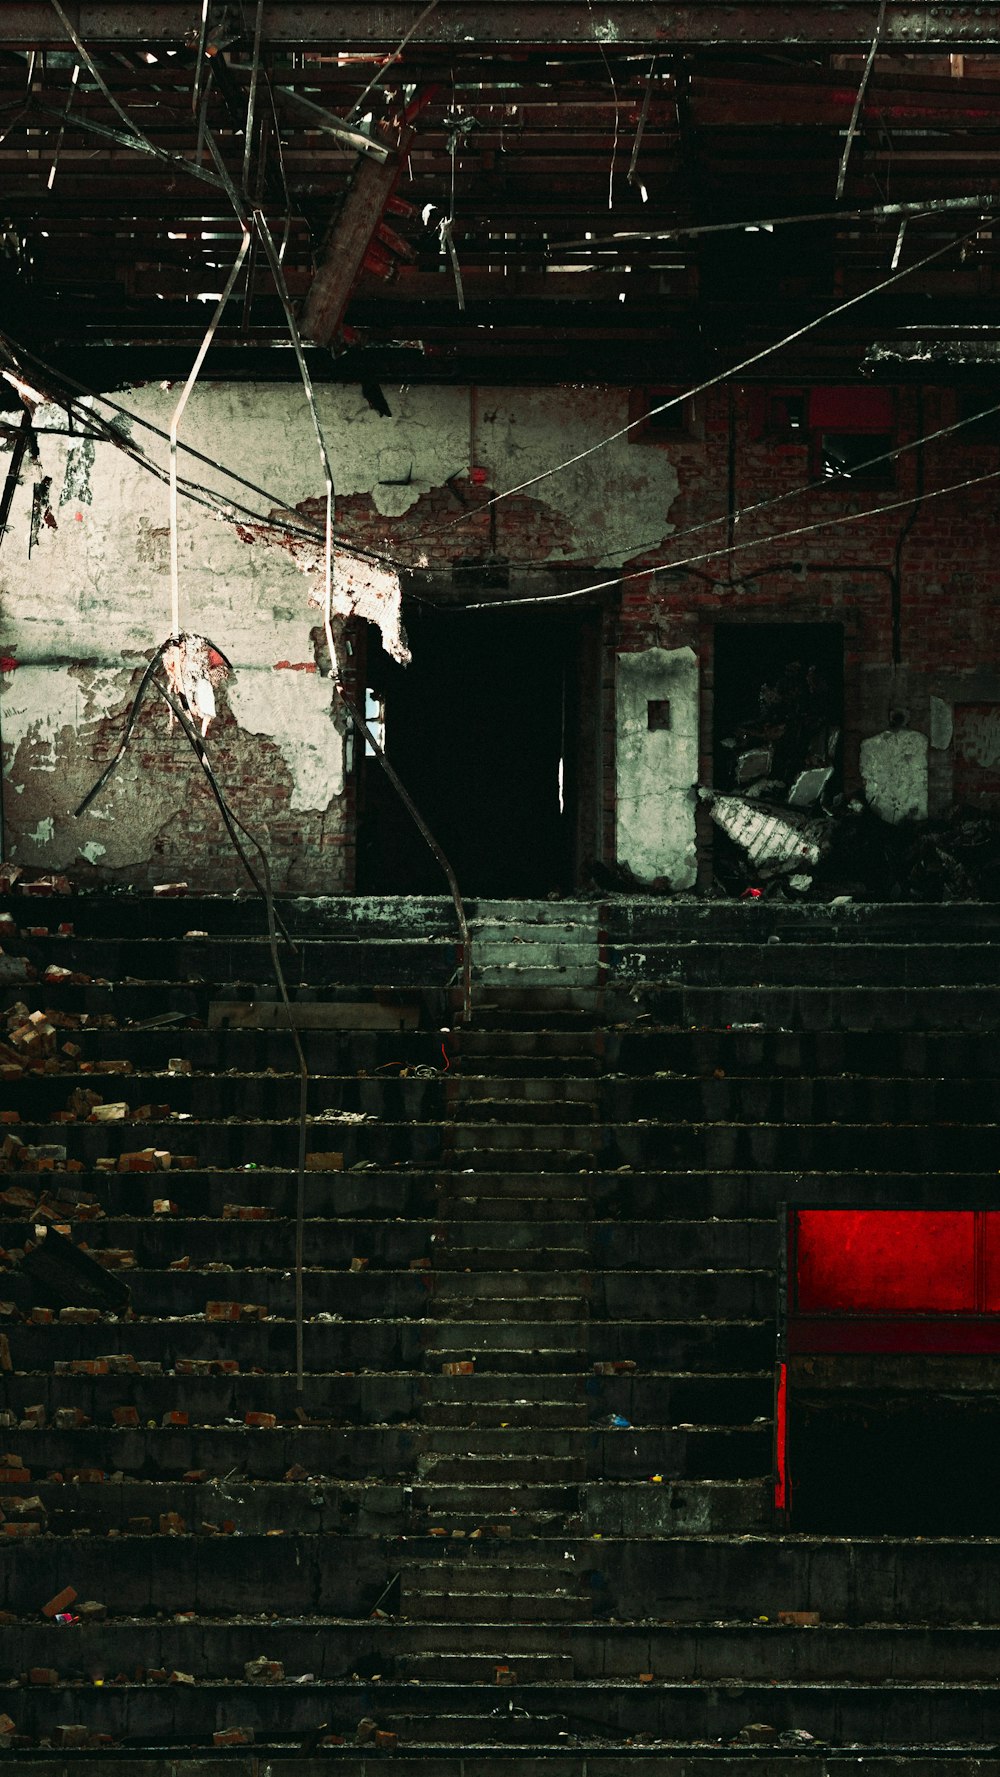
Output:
[[891, 385, 925, 666], [5, 321, 1000, 620], [251, 198, 474, 1023], [72, 646, 309, 1386], [458, 459, 1000, 610], [548, 393, 1000, 581], [0, 329, 407, 570], [836, 0, 888, 202], [149, 678, 311, 1396], [346, 0, 440, 123], [551, 191, 996, 251], [422, 217, 993, 536], [169, 227, 253, 635], [242, 1, 265, 190], [72, 641, 295, 951]]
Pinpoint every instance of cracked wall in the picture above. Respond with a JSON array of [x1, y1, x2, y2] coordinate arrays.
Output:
[[0, 383, 677, 890]]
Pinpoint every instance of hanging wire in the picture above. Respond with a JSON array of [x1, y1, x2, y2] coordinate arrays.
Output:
[[550, 191, 994, 253], [46, 61, 79, 191], [422, 216, 993, 535], [251, 203, 473, 1022], [346, 0, 440, 122], [168, 228, 252, 635], [836, 0, 889, 201], [47, 0, 226, 190], [459, 460, 1000, 610], [241, 0, 266, 192]]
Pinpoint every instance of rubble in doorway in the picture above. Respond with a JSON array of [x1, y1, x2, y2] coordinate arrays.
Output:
[[710, 798, 1000, 901], [708, 653, 842, 893], [721, 657, 839, 809], [704, 791, 828, 877]]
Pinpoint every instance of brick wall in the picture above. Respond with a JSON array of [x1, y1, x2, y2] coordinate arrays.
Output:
[[2, 379, 995, 892]]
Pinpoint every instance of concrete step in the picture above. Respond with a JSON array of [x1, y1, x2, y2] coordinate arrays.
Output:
[[611, 940, 1000, 986]]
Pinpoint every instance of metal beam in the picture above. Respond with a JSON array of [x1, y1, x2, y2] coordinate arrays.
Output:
[[4, 4, 1000, 50], [302, 100, 429, 346]]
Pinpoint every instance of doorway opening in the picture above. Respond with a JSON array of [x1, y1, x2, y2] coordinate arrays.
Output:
[[711, 621, 844, 886], [713, 621, 843, 796], [356, 605, 591, 897]]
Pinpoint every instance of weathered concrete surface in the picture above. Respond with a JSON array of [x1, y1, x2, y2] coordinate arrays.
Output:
[[860, 727, 929, 824], [0, 384, 677, 889], [615, 646, 698, 888], [929, 695, 954, 752]]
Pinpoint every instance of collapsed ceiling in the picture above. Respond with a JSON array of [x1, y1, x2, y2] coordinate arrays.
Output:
[[2, 6, 1000, 385]]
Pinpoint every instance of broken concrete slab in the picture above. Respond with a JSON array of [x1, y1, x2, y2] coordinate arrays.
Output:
[[788, 766, 833, 808], [704, 792, 827, 874], [860, 727, 929, 824]]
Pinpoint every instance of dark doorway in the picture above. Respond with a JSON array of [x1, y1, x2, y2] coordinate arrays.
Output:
[[713, 621, 844, 795], [356, 606, 586, 897]]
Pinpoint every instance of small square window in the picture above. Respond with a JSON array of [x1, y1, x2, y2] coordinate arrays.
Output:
[[629, 386, 702, 441], [764, 392, 807, 440], [647, 699, 671, 731], [814, 431, 894, 489]]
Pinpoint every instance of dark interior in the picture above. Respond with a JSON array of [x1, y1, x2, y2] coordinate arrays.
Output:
[[357, 606, 582, 897], [790, 1391, 1000, 1534]]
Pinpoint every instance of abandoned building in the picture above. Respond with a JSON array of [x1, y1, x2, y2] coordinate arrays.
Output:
[[4, 0, 1000, 1768]]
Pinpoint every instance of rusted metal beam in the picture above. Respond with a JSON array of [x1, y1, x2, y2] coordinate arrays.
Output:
[[5, 4, 1000, 49], [302, 94, 432, 346]]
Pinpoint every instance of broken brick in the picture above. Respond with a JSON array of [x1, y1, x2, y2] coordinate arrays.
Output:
[[244, 1655, 284, 1682], [77, 1599, 108, 1622]]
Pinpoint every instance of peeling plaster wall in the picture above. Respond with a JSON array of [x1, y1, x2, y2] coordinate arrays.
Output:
[[0, 383, 677, 890], [616, 647, 699, 888]]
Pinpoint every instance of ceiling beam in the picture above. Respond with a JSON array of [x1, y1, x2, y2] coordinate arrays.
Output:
[[4, 4, 1000, 50], [302, 105, 426, 346]]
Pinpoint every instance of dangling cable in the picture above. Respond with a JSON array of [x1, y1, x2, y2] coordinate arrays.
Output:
[[252, 204, 473, 1023], [169, 226, 252, 634], [151, 680, 311, 1393]]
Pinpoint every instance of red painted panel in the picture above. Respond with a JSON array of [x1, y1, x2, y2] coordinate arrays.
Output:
[[808, 386, 894, 430], [983, 1214, 1000, 1312], [788, 1317, 1000, 1355], [794, 1210, 976, 1313], [774, 1361, 789, 1511]]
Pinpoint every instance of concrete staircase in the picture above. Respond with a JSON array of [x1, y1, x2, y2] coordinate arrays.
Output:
[[1, 890, 999, 1769]]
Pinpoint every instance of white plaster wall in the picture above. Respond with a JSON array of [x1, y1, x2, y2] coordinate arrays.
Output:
[[615, 647, 699, 889], [0, 383, 678, 879]]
